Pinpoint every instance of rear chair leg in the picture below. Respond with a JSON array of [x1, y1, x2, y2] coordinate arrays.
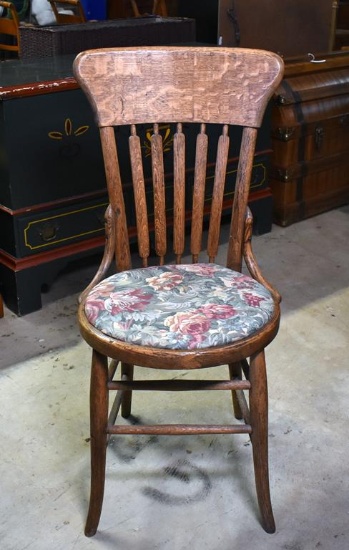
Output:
[[121, 362, 134, 418], [229, 362, 243, 420], [249, 350, 275, 534], [85, 350, 109, 537]]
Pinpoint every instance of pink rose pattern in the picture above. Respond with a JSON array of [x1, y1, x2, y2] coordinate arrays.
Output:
[[84, 263, 275, 349]]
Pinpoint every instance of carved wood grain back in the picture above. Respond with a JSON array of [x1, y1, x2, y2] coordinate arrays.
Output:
[[74, 47, 283, 272]]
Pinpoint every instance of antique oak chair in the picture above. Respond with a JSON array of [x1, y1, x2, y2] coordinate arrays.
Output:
[[73, 46, 284, 537], [151, 0, 168, 15], [0, 1, 20, 55], [129, 0, 168, 17], [48, 0, 86, 24]]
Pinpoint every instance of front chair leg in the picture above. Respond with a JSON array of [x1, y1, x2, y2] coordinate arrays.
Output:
[[249, 350, 275, 534], [85, 350, 109, 537]]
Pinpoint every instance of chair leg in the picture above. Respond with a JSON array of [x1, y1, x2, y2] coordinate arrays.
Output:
[[121, 362, 134, 418], [0, 294, 4, 318], [153, 0, 168, 16], [130, 0, 140, 16], [85, 350, 109, 537], [249, 350, 275, 534], [228, 362, 243, 419]]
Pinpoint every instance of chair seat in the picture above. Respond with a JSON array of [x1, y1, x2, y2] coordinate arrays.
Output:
[[84, 263, 275, 350]]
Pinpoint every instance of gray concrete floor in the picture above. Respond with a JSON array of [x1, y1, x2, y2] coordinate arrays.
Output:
[[1, 206, 349, 550]]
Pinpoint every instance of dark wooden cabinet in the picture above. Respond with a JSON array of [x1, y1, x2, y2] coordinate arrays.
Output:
[[177, 0, 233, 46], [334, 1, 349, 49], [0, 52, 272, 315], [178, 0, 336, 54], [0, 55, 108, 315]]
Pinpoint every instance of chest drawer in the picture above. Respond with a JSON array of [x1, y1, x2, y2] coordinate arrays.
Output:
[[1, 197, 108, 258]]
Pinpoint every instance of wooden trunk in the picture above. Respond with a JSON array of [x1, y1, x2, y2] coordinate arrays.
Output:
[[270, 51, 349, 226]]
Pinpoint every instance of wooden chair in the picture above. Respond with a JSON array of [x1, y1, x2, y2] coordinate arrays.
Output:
[[48, 0, 86, 24], [73, 46, 284, 538], [0, 1, 20, 55], [129, 0, 168, 17], [129, 0, 140, 16], [152, 0, 167, 15]]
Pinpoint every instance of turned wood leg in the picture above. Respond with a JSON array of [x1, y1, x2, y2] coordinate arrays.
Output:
[[153, 0, 168, 16], [121, 362, 134, 418], [130, 0, 140, 16], [249, 350, 275, 534], [228, 362, 243, 420], [85, 350, 109, 537]]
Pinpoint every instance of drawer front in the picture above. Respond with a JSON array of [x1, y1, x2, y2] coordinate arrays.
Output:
[[112, 121, 270, 184], [15, 199, 109, 257], [123, 151, 271, 227], [203, 153, 270, 210]]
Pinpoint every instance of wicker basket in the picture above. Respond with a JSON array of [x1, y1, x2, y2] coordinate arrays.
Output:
[[19, 17, 196, 59]]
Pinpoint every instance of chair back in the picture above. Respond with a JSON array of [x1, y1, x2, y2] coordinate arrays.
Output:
[[74, 47, 283, 275], [0, 1, 20, 54], [48, 0, 86, 24]]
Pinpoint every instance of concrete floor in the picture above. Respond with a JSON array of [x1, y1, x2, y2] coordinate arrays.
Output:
[[0, 206, 349, 550]]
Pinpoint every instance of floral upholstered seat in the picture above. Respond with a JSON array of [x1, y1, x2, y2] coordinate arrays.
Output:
[[85, 263, 275, 350]]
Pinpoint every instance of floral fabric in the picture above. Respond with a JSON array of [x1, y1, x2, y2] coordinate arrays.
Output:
[[84, 263, 275, 350]]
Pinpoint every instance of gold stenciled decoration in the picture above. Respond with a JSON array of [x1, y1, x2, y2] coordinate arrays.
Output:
[[48, 118, 89, 140], [48, 118, 90, 159], [142, 125, 174, 157]]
